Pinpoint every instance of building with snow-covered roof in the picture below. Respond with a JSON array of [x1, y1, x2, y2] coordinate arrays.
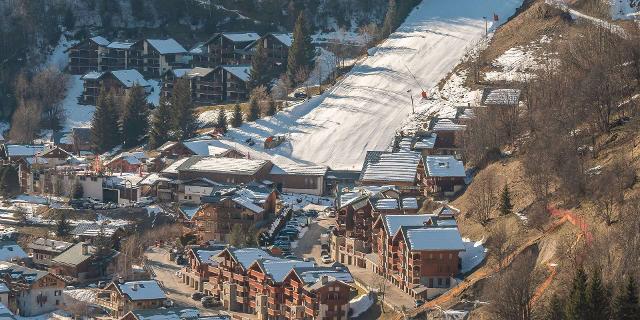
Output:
[[481, 88, 521, 107], [359, 151, 425, 194], [268, 157, 328, 195], [181, 245, 227, 293], [424, 155, 466, 196], [50, 241, 120, 283], [101, 40, 143, 71], [245, 33, 293, 66], [219, 65, 251, 101], [196, 32, 260, 67], [0, 262, 66, 316], [189, 186, 277, 243], [142, 39, 189, 77], [172, 155, 273, 185], [68, 36, 110, 74], [120, 308, 219, 320], [80, 69, 150, 105], [97, 280, 167, 318], [27, 238, 73, 268], [0, 242, 27, 263]]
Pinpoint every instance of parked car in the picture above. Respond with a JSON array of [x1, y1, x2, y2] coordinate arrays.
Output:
[[97, 281, 107, 289], [321, 243, 330, 250], [321, 255, 332, 263], [201, 296, 220, 308], [415, 299, 424, 307], [294, 91, 308, 99], [191, 292, 203, 300], [321, 250, 329, 257]]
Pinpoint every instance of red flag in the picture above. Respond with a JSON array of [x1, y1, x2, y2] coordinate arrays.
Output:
[[493, 13, 499, 21]]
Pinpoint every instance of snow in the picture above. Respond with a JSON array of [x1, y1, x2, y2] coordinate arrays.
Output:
[[459, 238, 486, 273], [425, 155, 466, 177], [279, 193, 334, 211], [232, 196, 264, 213], [146, 39, 187, 54], [107, 41, 136, 49], [406, 228, 465, 251], [43, 34, 78, 71], [117, 280, 166, 301], [546, 0, 628, 38], [212, 0, 523, 169], [146, 79, 161, 107], [222, 32, 260, 43], [360, 151, 422, 183], [349, 293, 375, 318], [0, 242, 27, 262], [187, 157, 268, 175], [271, 33, 293, 47], [304, 48, 337, 87], [62, 75, 95, 131], [610, 0, 640, 20], [110, 70, 149, 88], [484, 36, 558, 83]]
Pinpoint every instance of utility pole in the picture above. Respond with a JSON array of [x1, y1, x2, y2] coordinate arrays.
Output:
[[407, 89, 415, 114], [483, 16, 488, 37]]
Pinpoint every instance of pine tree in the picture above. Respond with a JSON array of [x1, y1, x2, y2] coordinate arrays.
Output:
[[72, 180, 83, 199], [91, 90, 121, 153], [171, 78, 198, 140], [56, 214, 71, 236], [587, 269, 610, 320], [547, 294, 565, 320], [381, 0, 398, 38], [250, 39, 271, 89], [247, 97, 261, 122], [266, 97, 277, 116], [613, 276, 640, 320], [63, 6, 76, 30], [565, 267, 590, 320], [287, 12, 316, 80], [229, 224, 245, 247], [499, 184, 514, 215], [0, 166, 20, 198], [149, 96, 173, 149], [215, 108, 228, 134], [231, 104, 243, 128], [121, 85, 149, 148]]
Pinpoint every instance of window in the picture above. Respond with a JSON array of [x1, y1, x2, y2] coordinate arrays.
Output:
[[91, 177, 97, 182], [55, 299, 59, 306], [438, 278, 443, 286], [445, 278, 451, 286], [54, 290, 61, 296]]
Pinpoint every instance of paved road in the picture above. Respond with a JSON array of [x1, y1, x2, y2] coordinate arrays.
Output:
[[294, 217, 334, 264]]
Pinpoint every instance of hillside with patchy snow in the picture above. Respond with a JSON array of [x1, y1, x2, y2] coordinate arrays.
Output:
[[213, 0, 524, 169]]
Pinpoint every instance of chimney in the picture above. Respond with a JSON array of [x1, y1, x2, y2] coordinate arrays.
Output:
[[81, 243, 89, 255], [320, 275, 328, 285]]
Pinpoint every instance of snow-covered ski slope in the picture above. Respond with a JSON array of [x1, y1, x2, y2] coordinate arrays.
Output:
[[220, 0, 523, 170]]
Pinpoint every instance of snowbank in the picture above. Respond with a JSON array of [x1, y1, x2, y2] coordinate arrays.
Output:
[[349, 293, 375, 318], [42, 34, 78, 71], [63, 75, 95, 131], [459, 238, 486, 273]]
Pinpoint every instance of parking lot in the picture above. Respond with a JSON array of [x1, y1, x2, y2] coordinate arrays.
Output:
[[293, 214, 336, 265]]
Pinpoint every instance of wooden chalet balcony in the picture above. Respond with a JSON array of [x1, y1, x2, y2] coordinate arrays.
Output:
[[95, 297, 119, 311], [232, 273, 245, 282], [304, 306, 316, 316]]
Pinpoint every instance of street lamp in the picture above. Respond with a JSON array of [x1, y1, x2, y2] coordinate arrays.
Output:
[[407, 89, 415, 114]]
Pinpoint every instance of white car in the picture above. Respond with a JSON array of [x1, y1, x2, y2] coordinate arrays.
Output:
[[321, 255, 332, 264]]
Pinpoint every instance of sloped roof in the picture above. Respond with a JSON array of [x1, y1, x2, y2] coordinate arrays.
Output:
[[232, 196, 264, 213], [5, 144, 45, 157], [259, 259, 314, 282], [107, 41, 136, 49], [90, 36, 110, 46], [110, 70, 149, 88], [425, 155, 465, 178], [384, 214, 433, 237], [227, 248, 272, 269], [413, 133, 437, 150], [187, 67, 215, 78], [28, 238, 73, 254], [127, 308, 201, 320], [482, 88, 521, 106], [51, 242, 96, 266], [404, 227, 465, 251], [178, 156, 270, 176], [0, 241, 27, 262], [294, 267, 354, 285], [146, 39, 187, 54], [222, 32, 260, 43], [183, 139, 230, 156], [117, 280, 166, 301], [402, 198, 419, 210], [360, 151, 422, 183], [430, 118, 466, 131], [271, 33, 293, 47], [81, 71, 105, 80], [162, 158, 190, 174], [0, 262, 49, 284], [221, 65, 251, 82], [269, 158, 328, 176], [372, 198, 398, 211]]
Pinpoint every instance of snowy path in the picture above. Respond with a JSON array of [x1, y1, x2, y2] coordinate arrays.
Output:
[[217, 0, 523, 169]]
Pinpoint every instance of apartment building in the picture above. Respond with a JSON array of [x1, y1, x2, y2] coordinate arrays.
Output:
[[96, 280, 167, 318]]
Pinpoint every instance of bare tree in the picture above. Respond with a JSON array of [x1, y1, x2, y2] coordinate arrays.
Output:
[[468, 174, 497, 225], [31, 67, 68, 130], [485, 252, 540, 320], [487, 224, 515, 269], [9, 99, 42, 143]]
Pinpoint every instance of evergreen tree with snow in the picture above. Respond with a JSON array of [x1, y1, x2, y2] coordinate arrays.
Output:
[[215, 108, 228, 134], [171, 78, 198, 140], [565, 267, 589, 320], [250, 39, 271, 89], [149, 95, 173, 149], [121, 85, 149, 148], [612, 276, 640, 320], [499, 184, 513, 216], [381, 0, 397, 38], [231, 103, 243, 128], [91, 90, 121, 153], [287, 12, 315, 81], [587, 269, 610, 320], [266, 97, 277, 116], [247, 97, 261, 122]]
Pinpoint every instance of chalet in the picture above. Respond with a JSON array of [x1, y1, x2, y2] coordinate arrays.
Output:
[[105, 151, 148, 173], [324, 169, 361, 197], [1, 144, 45, 163], [68, 36, 110, 74], [49, 241, 120, 283], [97, 280, 167, 318], [158, 138, 244, 159], [177, 178, 223, 204], [69, 223, 125, 243], [80, 69, 150, 105], [119, 308, 227, 320], [480, 88, 521, 108], [245, 33, 293, 66], [160, 68, 191, 100], [428, 118, 466, 155], [37, 146, 73, 168], [371, 213, 463, 300], [189, 186, 277, 243], [0, 263, 66, 316], [424, 155, 466, 196], [142, 39, 188, 77], [220, 65, 251, 101], [101, 40, 143, 71], [50, 131, 75, 153], [165, 156, 272, 185], [181, 245, 226, 293], [268, 160, 328, 196], [358, 151, 425, 195], [27, 238, 73, 268], [0, 242, 28, 264], [196, 33, 260, 67], [411, 132, 438, 157]]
